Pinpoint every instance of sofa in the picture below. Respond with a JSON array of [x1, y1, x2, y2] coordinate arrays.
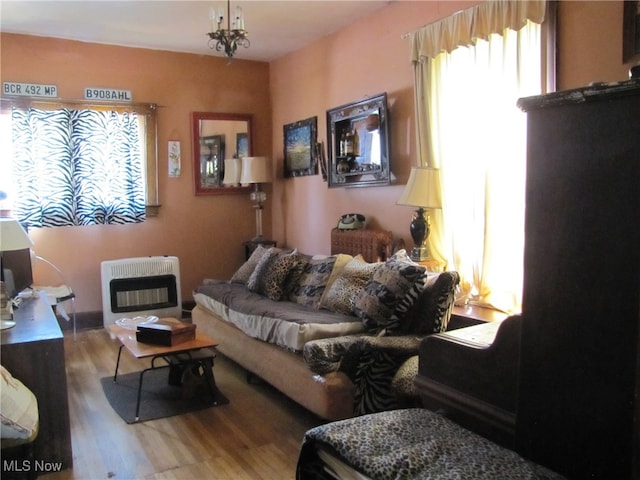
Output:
[[192, 233, 460, 420]]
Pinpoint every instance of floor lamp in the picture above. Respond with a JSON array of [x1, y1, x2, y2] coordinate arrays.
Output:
[[240, 156, 273, 240], [397, 167, 443, 261]]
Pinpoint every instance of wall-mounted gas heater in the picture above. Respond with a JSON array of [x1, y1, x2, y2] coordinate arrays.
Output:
[[100, 256, 181, 328]]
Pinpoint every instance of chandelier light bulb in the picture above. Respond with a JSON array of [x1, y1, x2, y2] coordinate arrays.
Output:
[[206, 0, 250, 59]]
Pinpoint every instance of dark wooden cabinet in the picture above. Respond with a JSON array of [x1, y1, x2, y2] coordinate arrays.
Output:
[[1, 294, 73, 470], [517, 80, 640, 479], [416, 316, 521, 448]]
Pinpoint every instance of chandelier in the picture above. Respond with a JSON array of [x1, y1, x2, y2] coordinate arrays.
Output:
[[207, 0, 250, 58]]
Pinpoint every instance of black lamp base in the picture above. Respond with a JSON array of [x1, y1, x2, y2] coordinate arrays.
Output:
[[409, 207, 431, 261]]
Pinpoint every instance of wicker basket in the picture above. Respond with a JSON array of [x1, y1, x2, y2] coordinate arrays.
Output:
[[330, 228, 394, 263]]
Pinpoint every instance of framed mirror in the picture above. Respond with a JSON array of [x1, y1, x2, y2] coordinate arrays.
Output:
[[326, 93, 390, 188], [192, 112, 253, 195]]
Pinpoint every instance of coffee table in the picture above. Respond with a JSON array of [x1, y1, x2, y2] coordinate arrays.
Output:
[[108, 323, 219, 422]]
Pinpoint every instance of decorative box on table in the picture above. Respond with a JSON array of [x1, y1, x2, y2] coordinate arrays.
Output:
[[136, 318, 196, 346]]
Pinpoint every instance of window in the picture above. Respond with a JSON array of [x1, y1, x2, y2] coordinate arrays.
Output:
[[410, 0, 552, 314], [0, 114, 16, 208], [0, 99, 158, 225]]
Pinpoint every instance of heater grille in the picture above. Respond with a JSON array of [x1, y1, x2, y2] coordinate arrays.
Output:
[[116, 286, 170, 309], [101, 256, 181, 328]]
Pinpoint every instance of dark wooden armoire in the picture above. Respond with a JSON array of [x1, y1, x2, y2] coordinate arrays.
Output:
[[517, 79, 640, 479]]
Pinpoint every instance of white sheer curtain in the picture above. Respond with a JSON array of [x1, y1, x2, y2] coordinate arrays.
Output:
[[410, 1, 545, 313]]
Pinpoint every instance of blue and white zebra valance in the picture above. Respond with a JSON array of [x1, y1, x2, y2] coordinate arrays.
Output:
[[11, 107, 146, 228]]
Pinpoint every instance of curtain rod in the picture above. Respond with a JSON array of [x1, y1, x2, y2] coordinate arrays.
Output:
[[0, 96, 160, 110]]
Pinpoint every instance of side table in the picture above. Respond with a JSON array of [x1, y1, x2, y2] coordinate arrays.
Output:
[[242, 238, 277, 260]]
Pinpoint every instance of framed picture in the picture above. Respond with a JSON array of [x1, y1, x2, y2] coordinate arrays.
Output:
[[192, 111, 252, 196], [236, 132, 248, 158], [168, 140, 181, 177], [623, 1, 640, 64], [199, 135, 225, 188], [284, 116, 317, 178]]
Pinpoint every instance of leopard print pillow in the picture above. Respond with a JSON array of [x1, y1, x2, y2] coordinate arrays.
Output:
[[321, 255, 382, 316], [248, 249, 298, 301]]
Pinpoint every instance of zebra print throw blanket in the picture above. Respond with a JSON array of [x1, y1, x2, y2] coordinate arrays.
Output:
[[303, 270, 460, 416], [304, 334, 423, 415]]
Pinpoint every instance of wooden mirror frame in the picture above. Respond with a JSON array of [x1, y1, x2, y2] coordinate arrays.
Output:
[[326, 93, 391, 188], [192, 112, 253, 195]]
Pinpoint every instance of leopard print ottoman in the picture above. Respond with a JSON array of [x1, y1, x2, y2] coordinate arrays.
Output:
[[298, 408, 566, 480]]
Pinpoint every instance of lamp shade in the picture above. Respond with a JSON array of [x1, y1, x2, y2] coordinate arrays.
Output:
[[397, 167, 443, 209], [222, 158, 242, 185], [0, 218, 33, 251], [240, 156, 273, 184]]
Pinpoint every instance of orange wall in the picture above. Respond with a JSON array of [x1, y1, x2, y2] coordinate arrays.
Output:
[[557, 1, 630, 89], [269, 0, 632, 257], [0, 34, 271, 312], [270, 1, 479, 255], [0, 1, 631, 314]]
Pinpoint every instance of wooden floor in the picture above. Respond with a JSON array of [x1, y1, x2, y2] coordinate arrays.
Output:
[[41, 328, 324, 480]]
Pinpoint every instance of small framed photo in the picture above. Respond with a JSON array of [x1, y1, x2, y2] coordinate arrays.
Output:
[[168, 140, 181, 177], [236, 132, 248, 158], [623, 1, 640, 64], [284, 116, 317, 178]]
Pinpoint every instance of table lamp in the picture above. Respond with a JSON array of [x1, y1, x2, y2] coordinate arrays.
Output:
[[397, 167, 442, 261], [1, 218, 34, 328], [239, 156, 273, 240], [222, 157, 242, 186]]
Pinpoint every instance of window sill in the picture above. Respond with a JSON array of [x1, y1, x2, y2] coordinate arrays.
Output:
[[146, 204, 161, 217]]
